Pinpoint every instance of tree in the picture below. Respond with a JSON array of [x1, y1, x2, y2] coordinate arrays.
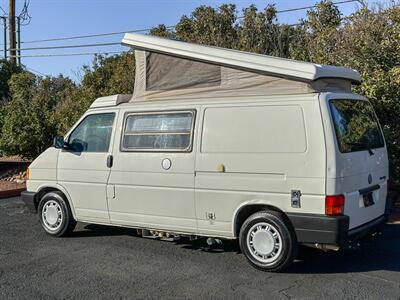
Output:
[[174, 4, 237, 48], [0, 73, 77, 158], [0, 59, 23, 105], [336, 7, 400, 179], [80, 52, 135, 100], [289, 3, 400, 179], [0, 60, 24, 143], [50, 52, 136, 136], [289, 0, 342, 63], [149, 24, 176, 39], [0, 72, 38, 158]]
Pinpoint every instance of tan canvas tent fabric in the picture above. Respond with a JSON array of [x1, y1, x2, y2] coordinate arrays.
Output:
[[122, 33, 360, 102]]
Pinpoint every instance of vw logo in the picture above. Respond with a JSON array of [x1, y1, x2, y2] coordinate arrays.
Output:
[[368, 174, 372, 184]]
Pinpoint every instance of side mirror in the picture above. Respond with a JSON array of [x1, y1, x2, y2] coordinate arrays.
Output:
[[69, 141, 84, 152], [53, 135, 65, 149]]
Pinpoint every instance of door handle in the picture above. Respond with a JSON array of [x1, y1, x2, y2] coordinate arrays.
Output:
[[107, 154, 113, 168]]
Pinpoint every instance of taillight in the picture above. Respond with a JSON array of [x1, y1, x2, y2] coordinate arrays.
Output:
[[25, 168, 30, 180], [325, 195, 345, 216]]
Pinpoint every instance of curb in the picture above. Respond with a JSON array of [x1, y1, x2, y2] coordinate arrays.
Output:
[[0, 188, 26, 199]]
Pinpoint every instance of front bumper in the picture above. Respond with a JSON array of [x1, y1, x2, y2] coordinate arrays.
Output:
[[287, 213, 387, 247], [21, 191, 37, 213]]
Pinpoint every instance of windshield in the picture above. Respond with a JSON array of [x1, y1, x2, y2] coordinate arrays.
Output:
[[329, 99, 384, 153]]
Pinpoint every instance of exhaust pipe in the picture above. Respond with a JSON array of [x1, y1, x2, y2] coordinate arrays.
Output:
[[206, 238, 222, 246], [314, 243, 340, 251]]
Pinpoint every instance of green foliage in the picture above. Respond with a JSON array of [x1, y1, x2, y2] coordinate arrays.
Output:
[[0, 60, 24, 138], [149, 24, 176, 39], [176, 4, 237, 47], [80, 52, 135, 100], [54, 52, 135, 135], [289, 0, 342, 63], [0, 73, 76, 158], [312, 5, 400, 179], [0, 60, 23, 105], [237, 4, 285, 55]]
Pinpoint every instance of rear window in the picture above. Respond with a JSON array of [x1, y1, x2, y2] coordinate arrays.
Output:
[[329, 99, 384, 153]]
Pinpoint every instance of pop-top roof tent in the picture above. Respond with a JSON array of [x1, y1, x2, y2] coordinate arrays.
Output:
[[96, 33, 361, 106]]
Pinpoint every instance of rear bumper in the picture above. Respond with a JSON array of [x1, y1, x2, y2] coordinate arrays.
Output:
[[347, 214, 387, 239], [21, 191, 37, 213], [287, 213, 387, 247]]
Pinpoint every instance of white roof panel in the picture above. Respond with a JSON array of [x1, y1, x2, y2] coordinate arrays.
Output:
[[89, 94, 131, 108], [122, 33, 361, 84]]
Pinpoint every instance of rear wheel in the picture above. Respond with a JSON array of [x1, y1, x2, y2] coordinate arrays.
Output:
[[38, 192, 76, 237], [239, 210, 297, 272]]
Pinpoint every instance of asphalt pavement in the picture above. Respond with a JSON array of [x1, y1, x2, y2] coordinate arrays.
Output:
[[1, 196, 399, 299]]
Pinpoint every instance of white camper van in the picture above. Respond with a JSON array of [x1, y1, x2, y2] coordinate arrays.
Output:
[[22, 33, 389, 272]]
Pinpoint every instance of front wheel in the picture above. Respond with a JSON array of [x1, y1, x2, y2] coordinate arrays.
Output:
[[38, 192, 76, 237], [239, 210, 297, 272]]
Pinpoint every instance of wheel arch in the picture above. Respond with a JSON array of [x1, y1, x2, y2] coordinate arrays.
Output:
[[232, 202, 294, 238], [35, 184, 76, 219]]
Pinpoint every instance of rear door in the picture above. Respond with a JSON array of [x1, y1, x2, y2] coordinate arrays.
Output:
[[325, 96, 388, 229]]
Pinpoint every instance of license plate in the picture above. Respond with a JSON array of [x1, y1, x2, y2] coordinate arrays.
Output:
[[363, 192, 375, 207]]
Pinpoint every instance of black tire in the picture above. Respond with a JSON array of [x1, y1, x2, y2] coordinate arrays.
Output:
[[38, 191, 76, 237], [239, 210, 297, 272]]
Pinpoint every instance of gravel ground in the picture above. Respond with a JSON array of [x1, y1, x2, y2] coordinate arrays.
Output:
[[1, 196, 399, 300]]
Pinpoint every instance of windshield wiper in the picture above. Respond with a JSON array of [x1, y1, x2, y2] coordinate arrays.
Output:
[[368, 148, 375, 156]]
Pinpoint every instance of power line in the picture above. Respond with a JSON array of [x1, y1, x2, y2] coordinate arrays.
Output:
[[26, 66, 48, 76], [272, 0, 359, 14], [2, 0, 359, 61], [0, 6, 7, 16], [5, 41, 121, 52], [19, 0, 32, 26], [11, 50, 126, 58], [7, 0, 358, 46], [19, 27, 170, 45]]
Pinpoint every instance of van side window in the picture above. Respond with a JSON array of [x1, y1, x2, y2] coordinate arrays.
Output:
[[68, 113, 115, 152], [122, 111, 194, 151]]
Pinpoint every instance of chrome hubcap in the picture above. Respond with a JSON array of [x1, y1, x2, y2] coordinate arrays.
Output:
[[42, 200, 63, 231], [247, 222, 282, 264]]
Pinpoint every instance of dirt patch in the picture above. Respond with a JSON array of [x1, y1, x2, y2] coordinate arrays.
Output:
[[0, 161, 29, 185], [0, 181, 26, 191], [0, 181, 26, 199]]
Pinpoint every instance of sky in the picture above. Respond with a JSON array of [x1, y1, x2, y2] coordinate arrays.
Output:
[[0, 0, 361, 81]]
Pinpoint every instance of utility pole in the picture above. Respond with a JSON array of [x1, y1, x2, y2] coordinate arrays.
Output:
[[9, 0, 16, 64], [1, 17, 6, 61], [16, 16, 20, 66]]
